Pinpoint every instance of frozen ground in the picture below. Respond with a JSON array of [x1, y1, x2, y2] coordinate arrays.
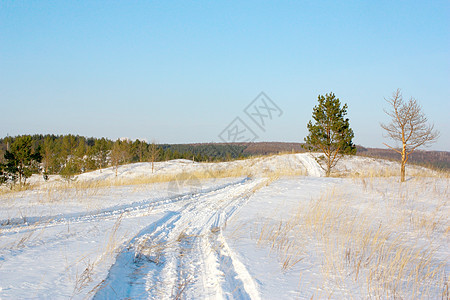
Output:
[[0, 153, 448, 299]]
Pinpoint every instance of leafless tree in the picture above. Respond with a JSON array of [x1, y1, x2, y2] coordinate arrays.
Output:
[[149, 140, 160, 173], [110, 139, 130, 177], [381, 89, 439, 182], [42, 137, 54, 178]]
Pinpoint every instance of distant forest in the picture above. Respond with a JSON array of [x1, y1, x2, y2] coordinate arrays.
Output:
[[239, 142, 449, 170], [0, 135, 252, 177], [240, 142, 449, 170], [355, 146, 450, 170], [0, 135, 448, 181]]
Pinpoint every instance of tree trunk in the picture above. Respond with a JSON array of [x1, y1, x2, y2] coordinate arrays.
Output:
[[326, 155, 331, 177], [401, 145, 406, 182], [400, 161, 406, 182], [19, 162, 23, 187]]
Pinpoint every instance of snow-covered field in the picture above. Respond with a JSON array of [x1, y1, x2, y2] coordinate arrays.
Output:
[[0, 154, 448, 299]]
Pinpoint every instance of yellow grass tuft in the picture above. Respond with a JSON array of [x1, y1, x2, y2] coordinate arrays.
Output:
[[254, 185, 449, 298]]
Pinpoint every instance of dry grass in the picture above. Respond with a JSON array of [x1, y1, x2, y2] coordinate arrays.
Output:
[[0, 217, 53, 251], [256, 216, 305, 271], [262, 168, 306, 178], [4, 156, 446, 297], [0, 183, 37, 194], [68, 214, 127, 298], [172, 272, 194, 300], [344, 164, 448, 179], [0, 158, 306, 208], [73, 258, 96, 296], [0, 164, 252, 200], [254, 186, 449, 298]]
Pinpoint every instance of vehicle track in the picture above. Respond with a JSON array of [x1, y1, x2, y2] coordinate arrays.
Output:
[[0, 177, 250, 234], [94, 177, 269, 299]]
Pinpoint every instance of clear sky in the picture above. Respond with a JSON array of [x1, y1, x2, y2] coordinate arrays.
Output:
[[1, 1, 449, 150]]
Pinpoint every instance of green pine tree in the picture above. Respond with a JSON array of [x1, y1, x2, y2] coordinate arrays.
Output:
[[304, 92, 356, 176], [60, 158, 78, 183], [74, 137, 87, 172], [93, 138, 109, 171], [0, 162, 6, 185], [41, 136, 57, 178], [4, 135, 42, 186], [62, 134, 77, 158]]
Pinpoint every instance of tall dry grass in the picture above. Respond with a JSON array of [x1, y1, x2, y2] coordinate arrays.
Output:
[[71, 214, 126, 297], [345, 164, 449, 179], [1, 158, 306, 207], [255, 186, 449, 298]]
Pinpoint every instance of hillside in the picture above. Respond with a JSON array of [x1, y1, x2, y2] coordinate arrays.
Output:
[[0, 154, 447, 299], [1, 136, 448, 188], [179, 142, 450, 170]]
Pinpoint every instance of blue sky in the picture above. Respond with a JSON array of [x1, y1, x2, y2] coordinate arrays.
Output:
[[1, 1, 449, 150]]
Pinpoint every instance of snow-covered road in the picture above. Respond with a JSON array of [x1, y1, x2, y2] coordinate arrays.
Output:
[[94, 177, 268, 299]]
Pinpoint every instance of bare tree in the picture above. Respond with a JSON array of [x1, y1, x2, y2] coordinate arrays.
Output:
[[110, 139, 130, 177], [149, 140, 160, 173], [381, 89, 439, 182]]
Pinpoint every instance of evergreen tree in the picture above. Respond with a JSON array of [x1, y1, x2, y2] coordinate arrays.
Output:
[[132, 139, 147, 162], [60, 159, 78, 183], [4, 135, 42, 186], [74, 137, 87, 172], [41, 136, 57, 179], [0, 162, 6, 185], [0, 134, 258, 179], [304, 92, 356, 176], [93, 138, 109, 171], [163, 148, 173, 161], [61, 134, 77, 158]]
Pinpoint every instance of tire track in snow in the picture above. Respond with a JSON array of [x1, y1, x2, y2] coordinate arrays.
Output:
[[0, 178, 250, 234], [295, 153, 324, 177], [94, 177, 269, 299], [207, 232, 260, 300]]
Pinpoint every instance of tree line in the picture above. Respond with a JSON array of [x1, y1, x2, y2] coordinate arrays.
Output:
[[0, 134, 249, 187], [0, 89, 439, 186]]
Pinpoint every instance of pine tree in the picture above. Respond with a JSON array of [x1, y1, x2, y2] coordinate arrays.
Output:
[[82, 146, 95, 171], [74, 137, 87, 172], [60, 159, 78, 183], [41, 136, 56, 179], [4, 135, 42, 186], [304, 92, 356, 176], [62, 134, 77, 158], [0, 162, 6, 185], [94, 138, 109, 171]]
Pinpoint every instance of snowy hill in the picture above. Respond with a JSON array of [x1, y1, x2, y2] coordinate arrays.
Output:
[[0, 154, 448, 299]]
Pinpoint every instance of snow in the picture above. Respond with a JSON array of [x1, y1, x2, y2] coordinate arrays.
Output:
[[0, 153, 448, 299]]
